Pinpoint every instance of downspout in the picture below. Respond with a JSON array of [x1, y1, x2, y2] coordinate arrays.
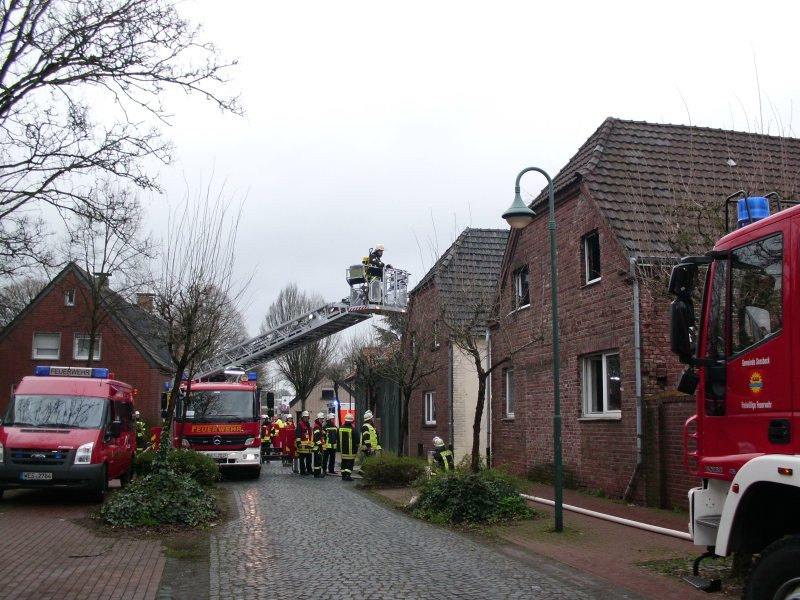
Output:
[[624, 257, 643, 502], [486, 327, 492, 468], [448, 340, 454, 452]]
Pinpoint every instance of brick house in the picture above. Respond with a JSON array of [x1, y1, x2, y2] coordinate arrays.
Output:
[[490, 117, 800, 508], [407, 228, 509, 464], [0, 262, 172, 426]]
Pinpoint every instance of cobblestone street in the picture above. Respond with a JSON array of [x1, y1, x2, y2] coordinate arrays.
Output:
[[210, 462, 644, 600]]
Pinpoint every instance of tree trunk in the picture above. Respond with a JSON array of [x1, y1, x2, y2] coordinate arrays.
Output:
[[471, 373, 487, 472], [399, 388, 411, 455]]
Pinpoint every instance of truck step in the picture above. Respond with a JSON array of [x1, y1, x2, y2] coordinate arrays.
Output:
[[695, 515, 721, 529], [682, 575, 721, 592]]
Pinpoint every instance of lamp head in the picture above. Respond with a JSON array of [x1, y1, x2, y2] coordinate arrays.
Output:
[[502, 189, 536, 229]]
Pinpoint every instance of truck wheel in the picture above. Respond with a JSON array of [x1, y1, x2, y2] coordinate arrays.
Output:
[[744, 535, 800, 600], [119, 460, 134, 487], [251, 466, 261, 480], [93, 465, 108, 502]]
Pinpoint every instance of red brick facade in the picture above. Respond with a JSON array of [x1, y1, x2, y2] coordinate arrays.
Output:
[[490, 187, 697, 508], [0, 268, 171, 428]]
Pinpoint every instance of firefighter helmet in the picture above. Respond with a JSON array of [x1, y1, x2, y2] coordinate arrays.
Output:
[[327, 412, 336, 420], [433, 436, 445, 448], [133, 411, 140, 419], [344, 413, 354, 422], [375, 244, 384, 252], [363, 410, 373, 421], [286, 413, 294, 420], [316, 411, 325, 420], [301, 410, 309, 417]]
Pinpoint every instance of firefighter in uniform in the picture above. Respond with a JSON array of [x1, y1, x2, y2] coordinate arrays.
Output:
[[260, 415, 272, 461], [324, 413, 338, 474], [134, 411, 146, 449], [270, 415, 285, 465], [363, 244, 393, 281], [295, 411, 313, 475], [360, 410, 382, 457], [338, 413, 359, 481], [429, 436, 454, 473], [283, 414, 298, 472], [312, 412, 326, 478]]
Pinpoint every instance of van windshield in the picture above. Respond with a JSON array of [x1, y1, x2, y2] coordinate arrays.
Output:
[[5, 395, 107, 429], [180, 390, 254, 421]]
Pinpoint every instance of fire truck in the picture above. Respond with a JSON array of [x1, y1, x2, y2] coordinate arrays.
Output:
[[0, 366, 136, 500], [669, 193, 800, 598], [159, 265, 411, 479], [166, 371, 263, 479]]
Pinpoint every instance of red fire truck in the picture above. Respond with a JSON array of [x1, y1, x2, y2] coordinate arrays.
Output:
[[165, 372, 263, 479], [0, 366, 136, 500], [669, 194, 800, 598]]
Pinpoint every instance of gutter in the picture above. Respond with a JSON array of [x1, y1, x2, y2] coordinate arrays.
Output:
[[623, 257, 644, 501], [448, 340, 454, 452], [486, 328, 492, 467]]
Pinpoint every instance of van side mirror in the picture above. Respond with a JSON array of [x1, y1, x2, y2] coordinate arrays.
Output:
[[109, 420, 122, 438], [668, 263, 698, 296]]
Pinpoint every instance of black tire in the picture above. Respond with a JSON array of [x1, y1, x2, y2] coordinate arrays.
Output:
[[744, 535, 800, 600], [93, 464, 108, 502], [250, 466, 261, 480], [119, 459, 134, 488]]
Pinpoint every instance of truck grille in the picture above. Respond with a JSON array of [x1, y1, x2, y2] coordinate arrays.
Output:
[[10, 448, 70, 465], [188, 435, 248, 450]]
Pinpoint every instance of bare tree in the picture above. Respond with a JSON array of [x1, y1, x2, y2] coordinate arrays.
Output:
[[338, 330, 386, 415], [439, 257, 541, 473], [0, 0, 240, 276], [0, 274, 46, 327], [152, 188, 247, 443], [61, 182, 155, 365], [261, 284, 335, 411], [375, 311, 440, 455]]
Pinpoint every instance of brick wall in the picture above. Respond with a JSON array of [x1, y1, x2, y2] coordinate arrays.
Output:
[[0, 270, 170, 427], [490, 188, 696, 508]]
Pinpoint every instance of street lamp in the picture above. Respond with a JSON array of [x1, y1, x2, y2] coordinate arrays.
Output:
[[502, 166, 563, 533]]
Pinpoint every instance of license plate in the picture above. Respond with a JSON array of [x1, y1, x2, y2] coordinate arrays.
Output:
[[21, 471, 53, 481], [206, 452, 229, 459]]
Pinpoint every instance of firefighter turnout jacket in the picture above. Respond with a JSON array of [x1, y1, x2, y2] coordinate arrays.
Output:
[[325, 420, 338, 450], [295, 419, 314, 453], [338, 423, 360, 459], [312, 421, 326, 452], [361, 421, 381, 452]]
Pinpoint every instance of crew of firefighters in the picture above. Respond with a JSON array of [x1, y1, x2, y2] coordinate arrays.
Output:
[[255, 406, 459, 479]]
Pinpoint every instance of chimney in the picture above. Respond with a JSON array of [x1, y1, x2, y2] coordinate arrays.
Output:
[[136, 293, 155, 313]]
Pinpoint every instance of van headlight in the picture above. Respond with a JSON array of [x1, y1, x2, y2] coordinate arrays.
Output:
[[75, 442, 94, 464], [244, 437, 255, 446]]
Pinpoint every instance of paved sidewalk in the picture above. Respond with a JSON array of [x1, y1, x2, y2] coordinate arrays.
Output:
[[376, 482, 711, 600], [0, 489, 164, 600]]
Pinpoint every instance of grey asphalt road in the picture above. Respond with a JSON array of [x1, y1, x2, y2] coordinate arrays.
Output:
[[209, 462, 644, 600]]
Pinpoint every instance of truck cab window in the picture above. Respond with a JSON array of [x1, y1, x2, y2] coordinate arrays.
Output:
[[730, 234, 783, 355]]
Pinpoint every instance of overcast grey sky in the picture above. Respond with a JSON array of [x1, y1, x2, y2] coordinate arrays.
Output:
[[147, 0, 800, 335]]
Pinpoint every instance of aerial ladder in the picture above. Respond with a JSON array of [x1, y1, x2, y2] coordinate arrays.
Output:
[[194, 265, 410, 379]]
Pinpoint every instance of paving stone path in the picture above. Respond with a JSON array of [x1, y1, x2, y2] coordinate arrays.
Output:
[[210, 462, 644, 600]]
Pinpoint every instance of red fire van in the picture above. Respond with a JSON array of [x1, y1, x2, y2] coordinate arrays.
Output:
[[0, 366, 136, 500]]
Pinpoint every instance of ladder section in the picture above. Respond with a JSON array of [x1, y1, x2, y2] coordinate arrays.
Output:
[[195, 302, 371, 379]]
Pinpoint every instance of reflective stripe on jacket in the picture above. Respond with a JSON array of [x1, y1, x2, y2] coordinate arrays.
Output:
[[324, 423, 338, 449], [296, 420, 314, 453]]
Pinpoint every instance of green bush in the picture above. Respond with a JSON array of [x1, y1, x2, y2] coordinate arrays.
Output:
[[415, 468, 535, 525], [359, 453, 426, 487], [134, 448, 219, 487], [101, 466, 218, 527]]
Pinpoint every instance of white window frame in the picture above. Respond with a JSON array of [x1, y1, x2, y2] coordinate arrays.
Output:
[[424, 391, 436, 425], [74, 334, 101, 360], [64, 289, 76, 306], [513, 267, 530, 309], [505, 368, 515, 417], [32, 332, 61, 360], [584, 231, 601, 284], [582, 351, 621, 418]]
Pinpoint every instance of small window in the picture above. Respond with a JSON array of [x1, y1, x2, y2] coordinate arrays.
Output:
[[504, 368, 515, 417], [582, 351, 621, 416], [64, 289, 76, 306], [33, 333, 61, 359], [432, 320, 441, 349], [513, 267, 530, 308], [321, 388, 335, 401], [424, 391, 436, 425], [584, 231, 601, 284], [74, 334, 101, 360]]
